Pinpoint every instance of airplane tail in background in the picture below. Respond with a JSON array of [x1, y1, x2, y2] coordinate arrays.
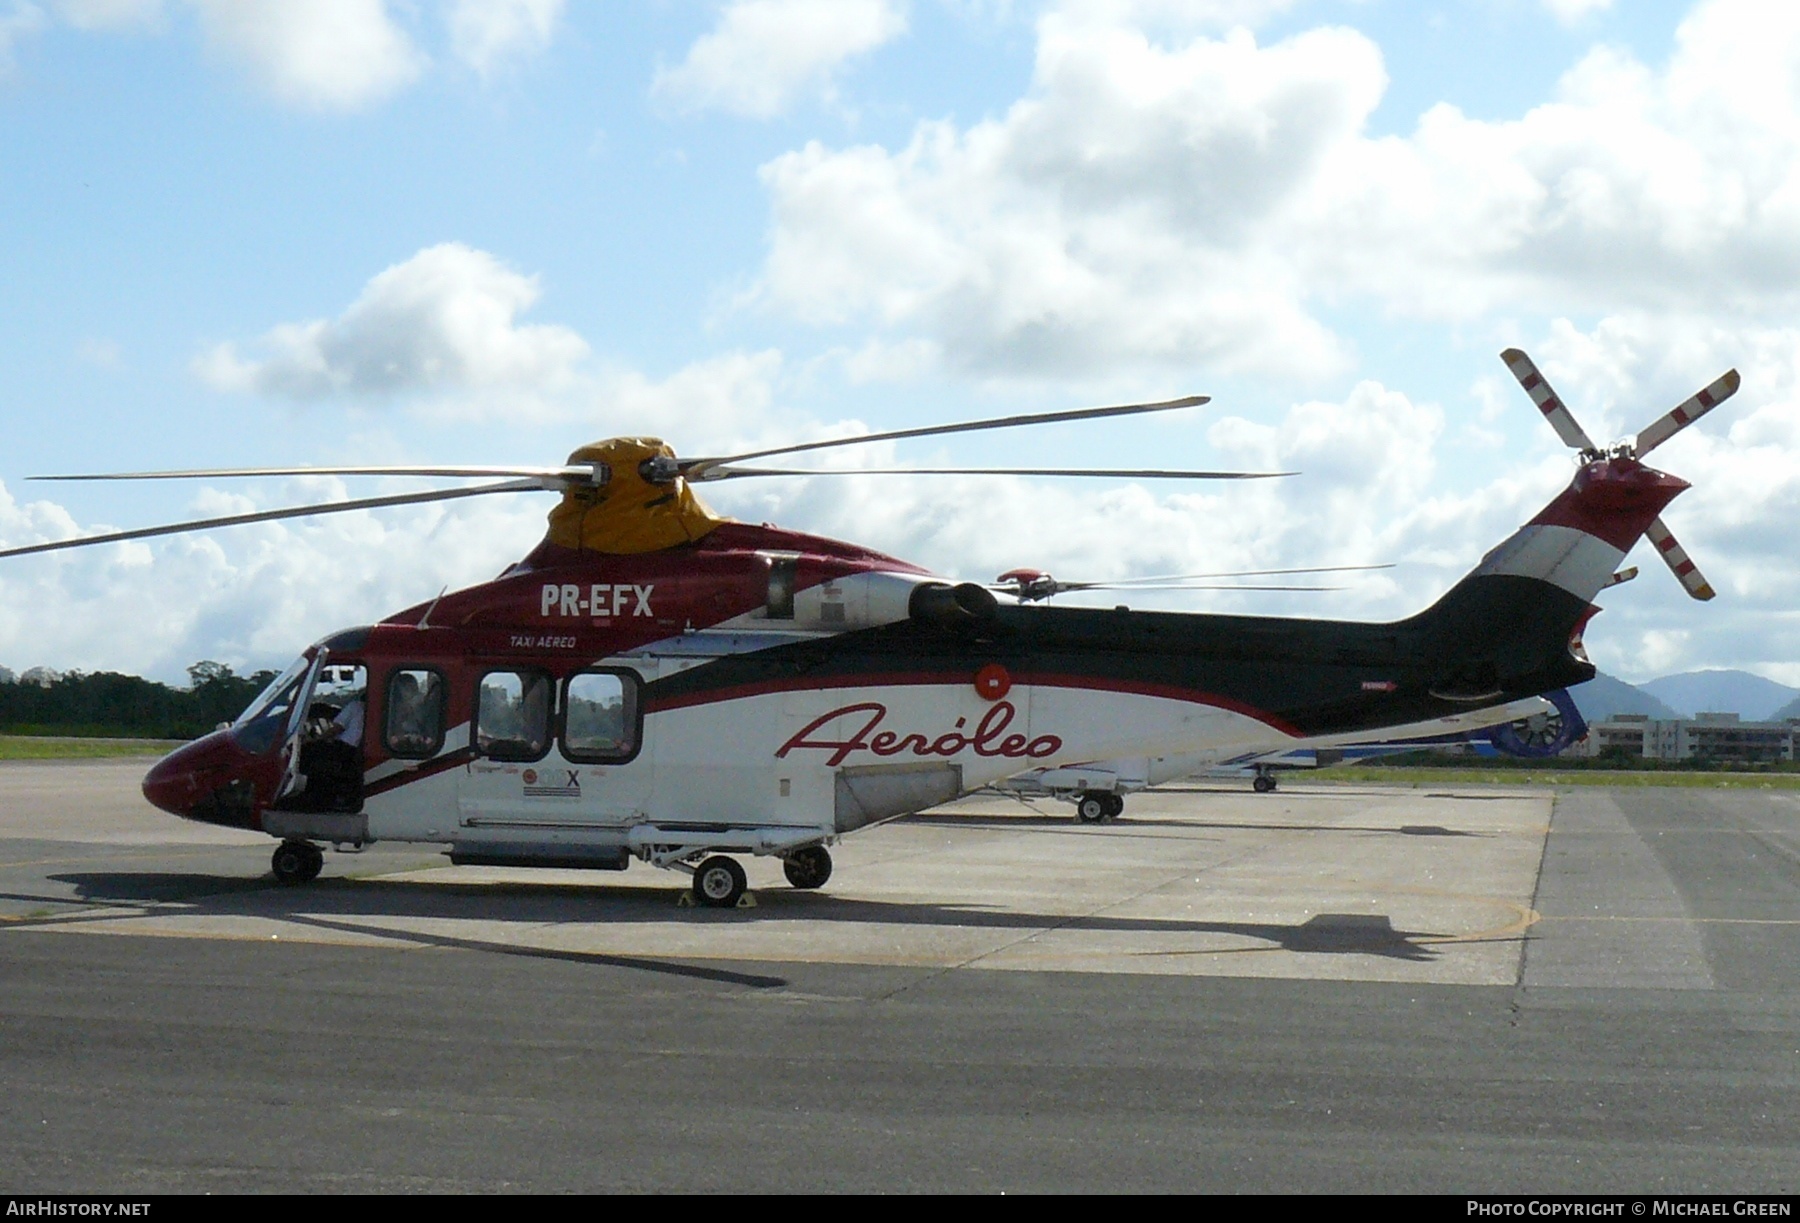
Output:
[[1405, 456, 1690, 703]]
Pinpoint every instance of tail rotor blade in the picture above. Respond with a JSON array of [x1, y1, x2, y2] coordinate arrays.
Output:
[[1501, 349, 1597, 451], [1644, 517, 1716, 601], [1632, 369, 1741, 458]]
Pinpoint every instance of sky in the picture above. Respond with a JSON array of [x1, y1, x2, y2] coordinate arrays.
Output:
[[1, 0, 1796, 687]]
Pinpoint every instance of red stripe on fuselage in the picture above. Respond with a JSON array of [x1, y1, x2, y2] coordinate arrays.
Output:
[[363, 747, 474, 798], [646, 670, 1304, 738]]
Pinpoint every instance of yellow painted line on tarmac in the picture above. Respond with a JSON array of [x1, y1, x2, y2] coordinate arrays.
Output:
[[1539, 915, 1800, 925]]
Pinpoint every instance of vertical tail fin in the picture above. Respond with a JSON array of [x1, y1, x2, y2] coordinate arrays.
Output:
[[1407, 456, 1690, 700]]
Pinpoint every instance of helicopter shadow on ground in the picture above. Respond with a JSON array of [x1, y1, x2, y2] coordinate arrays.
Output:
[[39, 868, 1457, 964], [908, 812, 1486, 838]]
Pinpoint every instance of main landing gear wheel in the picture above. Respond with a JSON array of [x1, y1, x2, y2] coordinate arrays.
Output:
[[1253, 772, 1278, 794], [693, 856, 748, 908], [1100, 793, 1125, 819], [1076, 794, 1109, 823], [783, 846, 833, 890], [271, 840, 324, 886]]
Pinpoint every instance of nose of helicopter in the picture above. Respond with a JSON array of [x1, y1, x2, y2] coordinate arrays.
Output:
[[141, 743, 205, 816], [141, 731, 261, 827]]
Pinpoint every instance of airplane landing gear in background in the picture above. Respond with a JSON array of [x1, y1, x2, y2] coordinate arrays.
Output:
[[1252, 768, 1278, 794], [783, 846, 833, 890], [271, 839, 324, 886], [1075, 792, 1126, 823]]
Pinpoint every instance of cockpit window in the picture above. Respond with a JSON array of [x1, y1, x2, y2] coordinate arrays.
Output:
[[229, 655, 311, 753], [234, 656, 310, 729]]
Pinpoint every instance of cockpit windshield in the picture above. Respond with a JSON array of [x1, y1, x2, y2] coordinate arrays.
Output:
[[234, 656, 310, 728], [229, 655, 312, 753]]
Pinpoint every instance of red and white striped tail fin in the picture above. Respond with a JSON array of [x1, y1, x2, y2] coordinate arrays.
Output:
[[1501, 348, 1597, 451], [1644, 516, 1716, 601], [1633, 369, 1741, 458]]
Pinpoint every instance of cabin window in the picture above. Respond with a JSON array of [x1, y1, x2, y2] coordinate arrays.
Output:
[[561, 669, 643, 764], [474, 669, 553, 762], [383, 667, 446, 759], [767, 557, 797, 620]]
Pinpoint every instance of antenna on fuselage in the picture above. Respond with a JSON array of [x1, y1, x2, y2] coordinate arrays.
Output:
[[417, 586, 447, 630]]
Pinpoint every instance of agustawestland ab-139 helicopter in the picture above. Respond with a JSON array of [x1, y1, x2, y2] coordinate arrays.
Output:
[[1, 350, 1737, 906]]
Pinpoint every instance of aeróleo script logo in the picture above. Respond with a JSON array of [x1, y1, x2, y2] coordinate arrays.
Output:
[[776, 700, 1061, 768]]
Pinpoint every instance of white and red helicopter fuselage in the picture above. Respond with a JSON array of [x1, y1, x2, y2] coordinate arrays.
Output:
[[139, 452, 1686, 902]]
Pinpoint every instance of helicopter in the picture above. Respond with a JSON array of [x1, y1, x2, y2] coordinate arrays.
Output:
[[0, 352, 1737, 907]]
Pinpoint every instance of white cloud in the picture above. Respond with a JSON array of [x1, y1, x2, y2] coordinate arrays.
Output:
[[51, 0, 161, 30], [1541, 0, 1614, 25], [653, 0, 907, 119], [755, 17, 1378, 380], [590, 349, 787, 453], [196, 243, 590, 411], [1053, 0, 1299, 29], [0, 3, 47, 76], [708, 379, 1542, 628], [0, 476, 551, 681], [39, 0, 565, 104], [753, 0, 1800, 384], [190, 0, 424, 111], [448, 0, 561, 78]]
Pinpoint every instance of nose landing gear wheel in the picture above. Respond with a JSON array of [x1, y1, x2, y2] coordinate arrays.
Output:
[[693, 855, 748, 908], [1076, 794, 1108, 823], [782, 846, 833, 890], [271, 840, 324, 886]]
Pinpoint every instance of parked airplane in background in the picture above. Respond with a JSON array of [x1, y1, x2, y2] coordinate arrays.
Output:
[[992, 691, 1578, 818]]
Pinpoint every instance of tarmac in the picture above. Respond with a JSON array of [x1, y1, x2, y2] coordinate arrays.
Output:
[[1, 759, 1796, 1192]]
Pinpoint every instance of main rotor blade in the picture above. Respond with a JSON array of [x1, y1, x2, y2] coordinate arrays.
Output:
[[1066, 583, 1342, 593], [1098, 563, 1394, 584], [680, 395, 1209, 480], [1632, 369, 1740, 458], [0, 479, 542, 561], [695, 464, 1289, 482], [32, 464, 582, 484], [1501, 349, 1597, 451], [1643, 516, 1716, 601]]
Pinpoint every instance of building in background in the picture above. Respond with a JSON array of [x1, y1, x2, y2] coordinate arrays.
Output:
[[1577, 712, 1797, 764]]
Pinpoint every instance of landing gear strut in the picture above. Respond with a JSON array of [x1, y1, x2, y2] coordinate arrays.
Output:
[[271, 839, 324, 886]]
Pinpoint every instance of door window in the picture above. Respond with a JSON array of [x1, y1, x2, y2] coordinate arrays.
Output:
[[562, 670, 642, 763], [475, 669, 552, 761], [383, 668, 446, 758]]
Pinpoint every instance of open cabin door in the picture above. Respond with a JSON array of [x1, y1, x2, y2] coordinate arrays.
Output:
[[273, 649, 329, 804]]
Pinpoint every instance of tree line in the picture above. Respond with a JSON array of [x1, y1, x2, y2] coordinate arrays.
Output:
[[0, 662, 278, 740]]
